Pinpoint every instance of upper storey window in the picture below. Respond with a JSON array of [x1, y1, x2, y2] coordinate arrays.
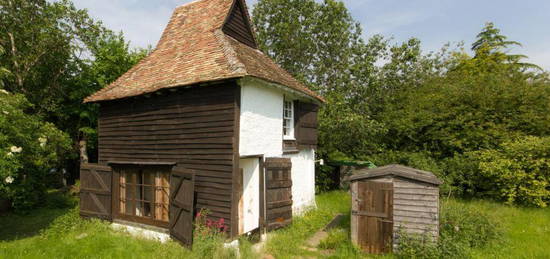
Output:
[[283, 99, 294, 139]]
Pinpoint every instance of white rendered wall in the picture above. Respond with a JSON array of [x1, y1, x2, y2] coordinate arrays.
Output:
[[239, 80, 284, 157], [284, 148, 317, 213], [239, 79, 316, 214], [239, 158, 260, 233]]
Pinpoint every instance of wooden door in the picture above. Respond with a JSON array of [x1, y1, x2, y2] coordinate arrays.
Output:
[[354, 181, 393, 254], [169, 167, 195, 247], [80, 164, 113, 220], [264, 158, 292, 230]]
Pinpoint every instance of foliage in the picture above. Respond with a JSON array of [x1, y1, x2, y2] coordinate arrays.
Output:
[[0, 91, 71, 211], [0, 0, 147, 187], [469, 136, 550, 207], [396, 199, 499, 259]]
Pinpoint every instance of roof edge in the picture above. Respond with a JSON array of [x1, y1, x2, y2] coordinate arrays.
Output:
[[238, 76, 324, 105]]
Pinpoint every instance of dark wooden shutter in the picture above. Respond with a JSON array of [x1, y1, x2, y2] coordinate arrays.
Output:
[[80, 163, 112, 220], [264, 158, 292, 230], [294, 101, 319, 149], [169, 167, 195, 247], [353, 181, 393, 254]]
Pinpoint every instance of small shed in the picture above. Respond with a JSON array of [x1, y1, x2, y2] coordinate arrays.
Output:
[[349, 164, 442, 254]]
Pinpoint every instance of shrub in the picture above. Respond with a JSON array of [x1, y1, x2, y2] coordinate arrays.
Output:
[[192, 209, 235, 258], [0, 90, 71, 211], [396, 199, 499, 258], [470, 136, 550, 207]]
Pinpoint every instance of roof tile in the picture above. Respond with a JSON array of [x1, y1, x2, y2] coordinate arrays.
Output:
[[85, 0, 323, 103]]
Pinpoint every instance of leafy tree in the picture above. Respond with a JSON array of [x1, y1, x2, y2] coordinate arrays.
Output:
[[0, 90, 71, 210], [253, 0, 389, 157], [470, 22, 540, 71], [0, 0, 146, 183]]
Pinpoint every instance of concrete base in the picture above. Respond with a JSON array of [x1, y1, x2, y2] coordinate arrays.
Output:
[[111, 221, 171, 243]]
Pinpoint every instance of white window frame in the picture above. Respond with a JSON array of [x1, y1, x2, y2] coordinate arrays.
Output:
[[283, 98, 294, 140]]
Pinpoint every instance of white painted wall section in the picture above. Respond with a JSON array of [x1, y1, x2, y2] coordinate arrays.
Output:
[[239, 80, 284, 157], [239, 158, 260, 233], [284, 148, 317, 213], [239, 78, 317, 215]]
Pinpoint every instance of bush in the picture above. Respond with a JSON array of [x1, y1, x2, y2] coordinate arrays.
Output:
[[0, 90, 71, 211], [469, 136, 550, 207], [396, 199, 499, 258]]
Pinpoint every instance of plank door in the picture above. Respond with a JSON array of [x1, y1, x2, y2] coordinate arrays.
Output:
[[354, 181, 393, 254], [169, 167, 195, 248], [264, 158, 292, 230], [80, 164, 113, 220]]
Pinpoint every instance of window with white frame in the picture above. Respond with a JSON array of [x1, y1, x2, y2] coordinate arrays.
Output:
[[283, 99, 294, 139]]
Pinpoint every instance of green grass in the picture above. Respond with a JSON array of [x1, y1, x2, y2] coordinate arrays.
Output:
[[1, 190, 548, 258], [0, 191, 242, 259], [264, 192, 550, 259]]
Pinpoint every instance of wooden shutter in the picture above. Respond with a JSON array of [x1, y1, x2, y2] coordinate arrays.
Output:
[[169, 167, 195, 247], [264, 158, 292, 230], [294, 101, 319, 149], [80, 163, 113, 220]]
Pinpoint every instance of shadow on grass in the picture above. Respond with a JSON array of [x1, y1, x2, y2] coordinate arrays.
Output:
[[0, 190, 77, 241]]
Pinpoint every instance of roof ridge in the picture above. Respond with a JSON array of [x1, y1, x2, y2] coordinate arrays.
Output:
[[214, 30, 248, 75]]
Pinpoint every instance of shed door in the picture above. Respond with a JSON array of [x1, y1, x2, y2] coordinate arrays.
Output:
[[169, 167, 195, 247], [264, 158, 292, 230], [80, 164, 112, 220], [354, 181, 393, 254]]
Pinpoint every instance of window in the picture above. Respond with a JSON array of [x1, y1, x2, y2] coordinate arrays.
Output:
[[119, 168, 170, 224], [283, 99, 294, 139]]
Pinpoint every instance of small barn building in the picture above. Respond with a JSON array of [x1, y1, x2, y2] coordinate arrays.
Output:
[[349, 164, 442, 253], [79, 0, 323, 247]]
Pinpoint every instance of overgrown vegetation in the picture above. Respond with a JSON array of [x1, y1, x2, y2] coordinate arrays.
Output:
[[396, 199, 500, 258], [254, 0, 550, 207], [0, 91, 71, 210], [0, 190, 248, 258], [0, 0, 147, 211]]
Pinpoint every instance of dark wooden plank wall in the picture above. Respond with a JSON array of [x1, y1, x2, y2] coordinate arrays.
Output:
[[98, 83, 238, 228], [222, 0, 257, 49]]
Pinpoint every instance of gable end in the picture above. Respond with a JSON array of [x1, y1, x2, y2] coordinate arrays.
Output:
[[222, 0, 257, 48]]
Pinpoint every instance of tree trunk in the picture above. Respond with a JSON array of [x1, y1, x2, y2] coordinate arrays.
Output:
[[79, 138, 88, 164]]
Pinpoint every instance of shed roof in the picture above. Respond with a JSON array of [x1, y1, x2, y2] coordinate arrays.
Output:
[[84, 0, 323, 103], [349, 164, 443, 185]]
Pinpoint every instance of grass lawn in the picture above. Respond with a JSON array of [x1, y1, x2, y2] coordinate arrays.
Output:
[[0, 190, 549, 258]]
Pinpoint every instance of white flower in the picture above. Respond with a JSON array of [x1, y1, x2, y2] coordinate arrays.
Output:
[[38, 137, 47, 148], [5, 176, 14, 184], [6, 152, 13, 157], [2, 110, 8, 115], [0, 89, 9, 95], [10, 146, 22, 153]]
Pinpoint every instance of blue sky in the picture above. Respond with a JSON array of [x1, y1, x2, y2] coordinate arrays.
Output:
[[72, 0, 550, 70]]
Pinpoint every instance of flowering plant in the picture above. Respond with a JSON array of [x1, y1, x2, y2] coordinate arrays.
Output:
[[194, 209, 228, 237], [0, 90, 71, 210]]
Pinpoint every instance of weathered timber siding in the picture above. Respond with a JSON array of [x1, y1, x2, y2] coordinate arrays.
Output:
[[392, 178, 439, 242], [98, 83, 238, 228], [222, 0, 256, 48]]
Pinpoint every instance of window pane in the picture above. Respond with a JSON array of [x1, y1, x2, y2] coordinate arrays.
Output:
[[143, 186, 154, 202], [143, 202, 152, 217]]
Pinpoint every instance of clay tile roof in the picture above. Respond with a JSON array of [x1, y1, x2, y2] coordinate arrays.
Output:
[[84, 0, 324, 103]]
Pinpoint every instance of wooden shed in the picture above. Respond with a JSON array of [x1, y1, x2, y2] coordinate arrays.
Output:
[[349, 164, 442, 254]]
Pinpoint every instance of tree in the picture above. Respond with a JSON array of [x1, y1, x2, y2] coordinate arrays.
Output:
[[470, 22, 540, 71], [253, 0, 389, 157], [0, 0, 147, 182]]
